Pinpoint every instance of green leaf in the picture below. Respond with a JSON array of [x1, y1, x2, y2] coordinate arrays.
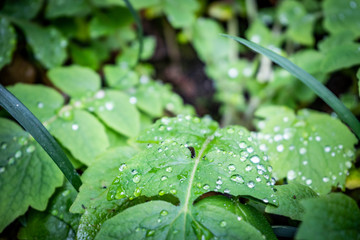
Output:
[[45, 0, 91, 18], [286, 15, 315, 46], [18, 182, 81, 239], [7, 83, 64, 122], [321, 43, 360, 73], [96, 199, 267, 240], [90, 89, 141, 138], [223, 34, 360, 139], [69, 44, 102, 70], [276, 0, 306, 26], [104, 116, 277, 238], [0, 0, 43, 20], [0, 17, 16, 69], [265, 182, 318, 220], [245, 20, 283, 49], [255, 106, 358, 194], [17, 210, 76, 239], [318, 31, 357, 52], [49, 109, 109, 165], [296, 193, 360, 240], [0, 85, 81, 191], [104, 65, 139, 90], [323, 0, 360, 36], [14, 21, 67, 69], [48, 65, 101, 98], [0, 118, 63, 232]]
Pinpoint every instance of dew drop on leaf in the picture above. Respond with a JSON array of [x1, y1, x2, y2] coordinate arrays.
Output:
[[299, 148, 307, 155], [72, 124, 79, 131], [238, 141, 247, 149], [132, 174, 141, 183], [250, 155, 260, 164], [26, 145, 35, 153], [18, 137, 27, 146], [14, 150, 22, 158], [161, 175, 168, 181], [160, 210, 168, 216], [203, 184, 210, 190], [37, 102, 44, 108], [306, 179, 312, 185], [287, 170, 296, 180], [0, 142, 7, 150], [146, 230, 155, 237], [228, 164, 236, 172], [170, 189, 177, 195], [230, 174, 244, 184], [134, 187, 141, 197], [322, 177, 330, 183], [166, 167, 173, 173], [219, 220, 227, 227], [105, 102, 114, 111], [245, 164, 253, 172], [158, 190, 165, 196], [247, 181, 255, 188], [119, 163, 126, 172], [324, 146, 331, 153], [276, 144, 284, 152]]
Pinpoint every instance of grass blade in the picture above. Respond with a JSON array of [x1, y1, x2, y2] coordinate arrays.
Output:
[[222, 34, 360, 139], [123, 0, 143, 63], [0, 84, 82, 191]]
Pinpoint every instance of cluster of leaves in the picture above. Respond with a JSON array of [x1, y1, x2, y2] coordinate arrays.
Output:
[[0, 64, 193, 232]]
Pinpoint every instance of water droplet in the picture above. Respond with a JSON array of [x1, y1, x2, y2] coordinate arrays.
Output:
[[219, 220, 227, 227], [129, 96, 137, 104], [158, 190, 165, 196], [228, 68, 239, 78], [158, 148, 163, 153], [251, 35, 261, 43], [72, 124, 79, 131], [306, 179, 312, 185], [95, 90, 105, 99], [216, 178, 223, 185], [315, 136, 321, 142], [119, 163, 126, 172], [299, 148, 307, 155], [105, 102, 114, 111], [237, 216, 242, 221], [26, 145, 35, 153], [247, 147, 254, 153], [203, 184, 210, 190], [170, 189, 177, 195], [160, 210, 168, 216], [345, 161, 352, 168], [228, 164, 236, 172], [161, 175, 168, 181], [259, 144, 267, 151], [247, 181, 255, 188], [302, 160, 308, 165], [1, 142, 7, 150], [132, 174, 141, 183], [146, 230, 155, 237], [0, 167, 5, 173], [324, 146, 331, 153], [224, 189, 230, 193], [147, 144, 153, 148], [51, 209, 58, 216], [166, 167, 173, 173], [131, 169, 138, 175], [350, 1, 357, 8], [18, 137, 27, 146], [245, 164, 253, 172], [322, 177, 329, 183], [230, 174, 244, 183], [256, 176, 261, 182], [238, 142, 247, 149], [250, 155, 260, 164], [287, 170, 296, 180], [37, 102, 44, 108], [263, 198, 269, 203], [134, 187, 142, 197], [276, 144, 284, 152], [267, 166, 273, 172], [14, 150, 22, 158], [274, 134, 283, 142]]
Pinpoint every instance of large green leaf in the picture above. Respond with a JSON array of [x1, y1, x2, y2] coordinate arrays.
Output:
[[48, 66, 101, 98], [0, 0, 43, 20], [103, 115, 277, 239], [45, 0, 91, 18], [265, 182, 318, 220], [89, 90, 140, 137], [0, 118, 63, 232], [0, 17, 16, 69], [296, 193, 360, 239], [7, 83, 64, 122], [323, 0, 360, 36], [49, 109, 109, 165], [255, 106, 357, 194], [15, 21, 67, 69]]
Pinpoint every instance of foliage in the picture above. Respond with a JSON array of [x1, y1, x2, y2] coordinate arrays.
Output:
[[1, 0, 360, 239]]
